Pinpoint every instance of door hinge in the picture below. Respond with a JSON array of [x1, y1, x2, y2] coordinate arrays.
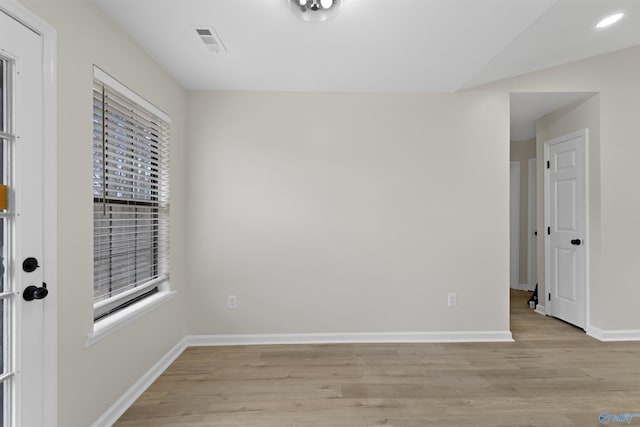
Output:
[[547, 226, 551, 235], [548, 293, 551, 301], [547, 160, 550, 169]]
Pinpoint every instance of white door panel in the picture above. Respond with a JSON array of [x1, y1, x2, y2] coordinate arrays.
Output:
[[545, 130, 587, 329], [555, 248, 576, 300], [555, 179, 577, 230]]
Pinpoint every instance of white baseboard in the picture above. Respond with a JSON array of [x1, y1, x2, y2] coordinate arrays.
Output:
[[535, 304, 546, 315], [91, 337, 188, 427], [587, 326, 640, 342], [185, 330, 514, 346]]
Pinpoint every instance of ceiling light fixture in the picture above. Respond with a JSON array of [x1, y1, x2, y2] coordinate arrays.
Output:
[[596, 12, 624, 29], [289, 0, 343, 23]]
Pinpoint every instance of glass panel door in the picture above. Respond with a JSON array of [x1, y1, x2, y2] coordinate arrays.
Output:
[[0, 55, 14, 427], [0, 9, 48, 425]]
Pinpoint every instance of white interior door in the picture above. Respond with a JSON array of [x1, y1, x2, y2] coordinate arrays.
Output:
[[545, 130, 587, 329], [1, 10, 47, 426], [510, 161, 520, 289]]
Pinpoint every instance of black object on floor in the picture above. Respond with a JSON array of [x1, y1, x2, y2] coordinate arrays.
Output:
[[528, 284, 538, 307]]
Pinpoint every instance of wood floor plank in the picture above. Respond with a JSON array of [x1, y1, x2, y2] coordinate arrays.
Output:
[[114, 290, 640, 426]]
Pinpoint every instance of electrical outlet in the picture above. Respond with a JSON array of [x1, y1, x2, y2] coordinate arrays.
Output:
[[447, 293, 457, 307], [227, 295, 237, 309]]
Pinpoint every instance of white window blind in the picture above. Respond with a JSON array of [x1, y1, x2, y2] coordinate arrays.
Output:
[[92, 70, 170, 321]]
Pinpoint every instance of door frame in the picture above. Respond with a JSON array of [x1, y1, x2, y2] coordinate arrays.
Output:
[[0, 0, 57, 424], [543, 129, 589, 329], [510, 161, 520, 289], [527, 157, 537, 291]]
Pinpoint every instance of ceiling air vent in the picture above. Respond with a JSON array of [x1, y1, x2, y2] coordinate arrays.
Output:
[[193, 26, 226, 54]]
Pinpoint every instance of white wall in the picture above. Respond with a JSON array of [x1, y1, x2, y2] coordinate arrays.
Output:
[[16, 0, 189, 425], [186, 91, 510, 335], [484, 45, 640, 332]]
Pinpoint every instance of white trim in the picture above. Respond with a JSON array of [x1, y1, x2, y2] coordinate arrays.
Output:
[[43, 24, 58, 427], [527, 157, 537, 292], [0, 1, 58, 425], [544, 143, 550, 316], [510, 161, 520, 289], [584, 129, 591, 332], [586, 326, 604, 341], [535, 304, 546, 315], [90, 336, 189, 427], [0, 0, 52, 31], [185, 331, 514, 346], [586, 327, 640, 342], [93, 65, 170, 123], [93, 275, 169, 318], [86, 289, 176, 347]]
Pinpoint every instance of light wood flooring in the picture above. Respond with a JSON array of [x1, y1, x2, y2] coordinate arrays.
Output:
[[114, 290, 640, 426]]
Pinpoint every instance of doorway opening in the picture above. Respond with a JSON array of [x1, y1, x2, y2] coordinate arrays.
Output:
[[509, 92, 597, 334]]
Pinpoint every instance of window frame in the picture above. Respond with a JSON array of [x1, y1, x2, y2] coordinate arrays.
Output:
[[91, 66, 172, 327]]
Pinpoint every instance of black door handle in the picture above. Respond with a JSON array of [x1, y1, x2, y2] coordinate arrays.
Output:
[[570, 239, 582, 246], [23, 282, 48, 301], [22, 257, 40, 273]]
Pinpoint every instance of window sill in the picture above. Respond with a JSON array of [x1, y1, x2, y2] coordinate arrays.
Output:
[[86, 289, 176, 347]]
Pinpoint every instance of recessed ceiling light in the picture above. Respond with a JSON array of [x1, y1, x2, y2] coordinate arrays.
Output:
[[596, 13, 624, 29]]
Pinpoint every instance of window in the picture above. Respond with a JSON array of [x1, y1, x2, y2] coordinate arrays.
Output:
[[92, 68, 170, 321]]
